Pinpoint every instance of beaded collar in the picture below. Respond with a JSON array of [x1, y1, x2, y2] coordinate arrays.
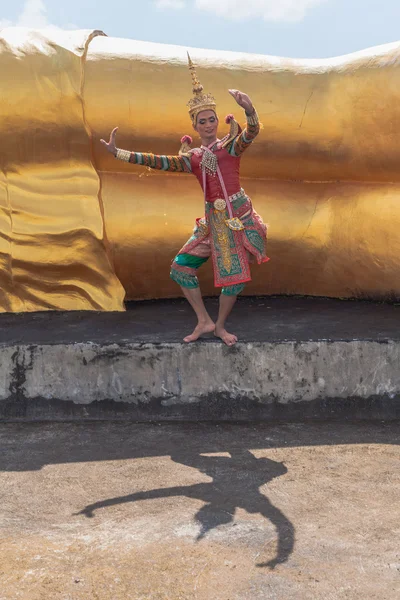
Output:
[[199, 138, 221, 175]]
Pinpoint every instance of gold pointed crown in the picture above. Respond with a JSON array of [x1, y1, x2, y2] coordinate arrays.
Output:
[[186, 52, 217, 124]]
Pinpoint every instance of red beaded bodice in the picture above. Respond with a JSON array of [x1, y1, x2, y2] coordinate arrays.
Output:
[[190, 146, 241, 202]]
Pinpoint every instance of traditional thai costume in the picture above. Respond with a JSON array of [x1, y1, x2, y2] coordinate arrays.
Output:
[[116, 55, 269, 295]]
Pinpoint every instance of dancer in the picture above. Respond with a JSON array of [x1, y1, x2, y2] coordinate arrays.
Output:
[[101, 55, 268, 346]]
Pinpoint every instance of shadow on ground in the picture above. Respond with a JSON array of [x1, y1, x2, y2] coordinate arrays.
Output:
[[76, 448, 293, 569], [1, 421, 399, 570]]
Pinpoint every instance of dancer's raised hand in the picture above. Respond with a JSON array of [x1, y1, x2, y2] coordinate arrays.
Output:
[[100, 127, 119, 155], [228, 89, 254, 115]]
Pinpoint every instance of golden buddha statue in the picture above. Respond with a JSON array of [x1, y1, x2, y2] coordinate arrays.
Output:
[[0, 27, 399, 311]]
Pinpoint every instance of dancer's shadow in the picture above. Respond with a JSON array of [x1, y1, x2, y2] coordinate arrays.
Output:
[[77, 449, 294, 569]]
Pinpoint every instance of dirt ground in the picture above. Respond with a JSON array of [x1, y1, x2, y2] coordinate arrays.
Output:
[[0, 421, 399, 600]]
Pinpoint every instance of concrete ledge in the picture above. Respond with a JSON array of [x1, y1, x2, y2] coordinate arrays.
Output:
[[0, 298, 399, 421], [1, 338, 399, 421]]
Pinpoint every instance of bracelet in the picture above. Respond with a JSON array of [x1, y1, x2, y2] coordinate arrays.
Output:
[[246, 109, 259, 126], [115, 148, 131, 162]]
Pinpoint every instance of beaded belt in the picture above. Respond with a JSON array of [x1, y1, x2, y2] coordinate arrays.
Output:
[[202, 164, 246, 231], [229, 188, 246, 202], [207, 189, 247, 209]]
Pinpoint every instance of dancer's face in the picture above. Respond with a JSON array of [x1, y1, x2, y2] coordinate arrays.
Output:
[[193, 110, 218, 144]]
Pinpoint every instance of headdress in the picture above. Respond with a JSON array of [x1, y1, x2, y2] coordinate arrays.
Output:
[[186, 53, 217, 124], [179, 52, 241, 157]]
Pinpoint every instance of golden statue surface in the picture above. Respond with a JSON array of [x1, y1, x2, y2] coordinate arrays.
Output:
[[1, 27, 399, 311]]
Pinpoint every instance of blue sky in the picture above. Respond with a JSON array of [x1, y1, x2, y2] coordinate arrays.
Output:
[[1, 0, 400, 58]]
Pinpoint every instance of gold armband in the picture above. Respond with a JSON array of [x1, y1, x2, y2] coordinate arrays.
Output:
[[115, 148, 131, 162], [245, 109, 259, 126]]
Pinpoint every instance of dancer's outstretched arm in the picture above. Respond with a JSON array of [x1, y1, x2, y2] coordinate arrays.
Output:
[[101, 127, 192, 173]]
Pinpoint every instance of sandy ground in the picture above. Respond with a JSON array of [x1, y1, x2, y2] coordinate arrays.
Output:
[[0, 421, 399, 600]]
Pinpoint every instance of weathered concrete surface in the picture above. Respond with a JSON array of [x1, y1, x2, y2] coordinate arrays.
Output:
[[0, 298, 399, 421], [0, 422, 399, 600], [1, 340, 400, 421]]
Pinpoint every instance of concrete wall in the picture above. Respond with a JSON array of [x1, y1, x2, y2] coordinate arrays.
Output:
[[1, 341, 399, 421]]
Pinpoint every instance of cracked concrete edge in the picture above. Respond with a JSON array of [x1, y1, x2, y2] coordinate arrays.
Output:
[[0, 340, 399, 421]]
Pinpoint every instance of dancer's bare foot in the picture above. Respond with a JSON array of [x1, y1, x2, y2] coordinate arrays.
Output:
[[183, 320, 215, 343], [214, 325, 238, 346]]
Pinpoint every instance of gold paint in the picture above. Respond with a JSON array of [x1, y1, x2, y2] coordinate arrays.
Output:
[[1, 30, 400, 310], [84, 38, 400, 301], [0, 28, 125, 311]]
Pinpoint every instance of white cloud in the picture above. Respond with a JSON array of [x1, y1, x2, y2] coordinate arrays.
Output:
[[196, 0, 329, 21], [153, 0, 329, 21], [17, 0, 49, 28], [156, 0, 186, 8], [0, 0, 77, 30]]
